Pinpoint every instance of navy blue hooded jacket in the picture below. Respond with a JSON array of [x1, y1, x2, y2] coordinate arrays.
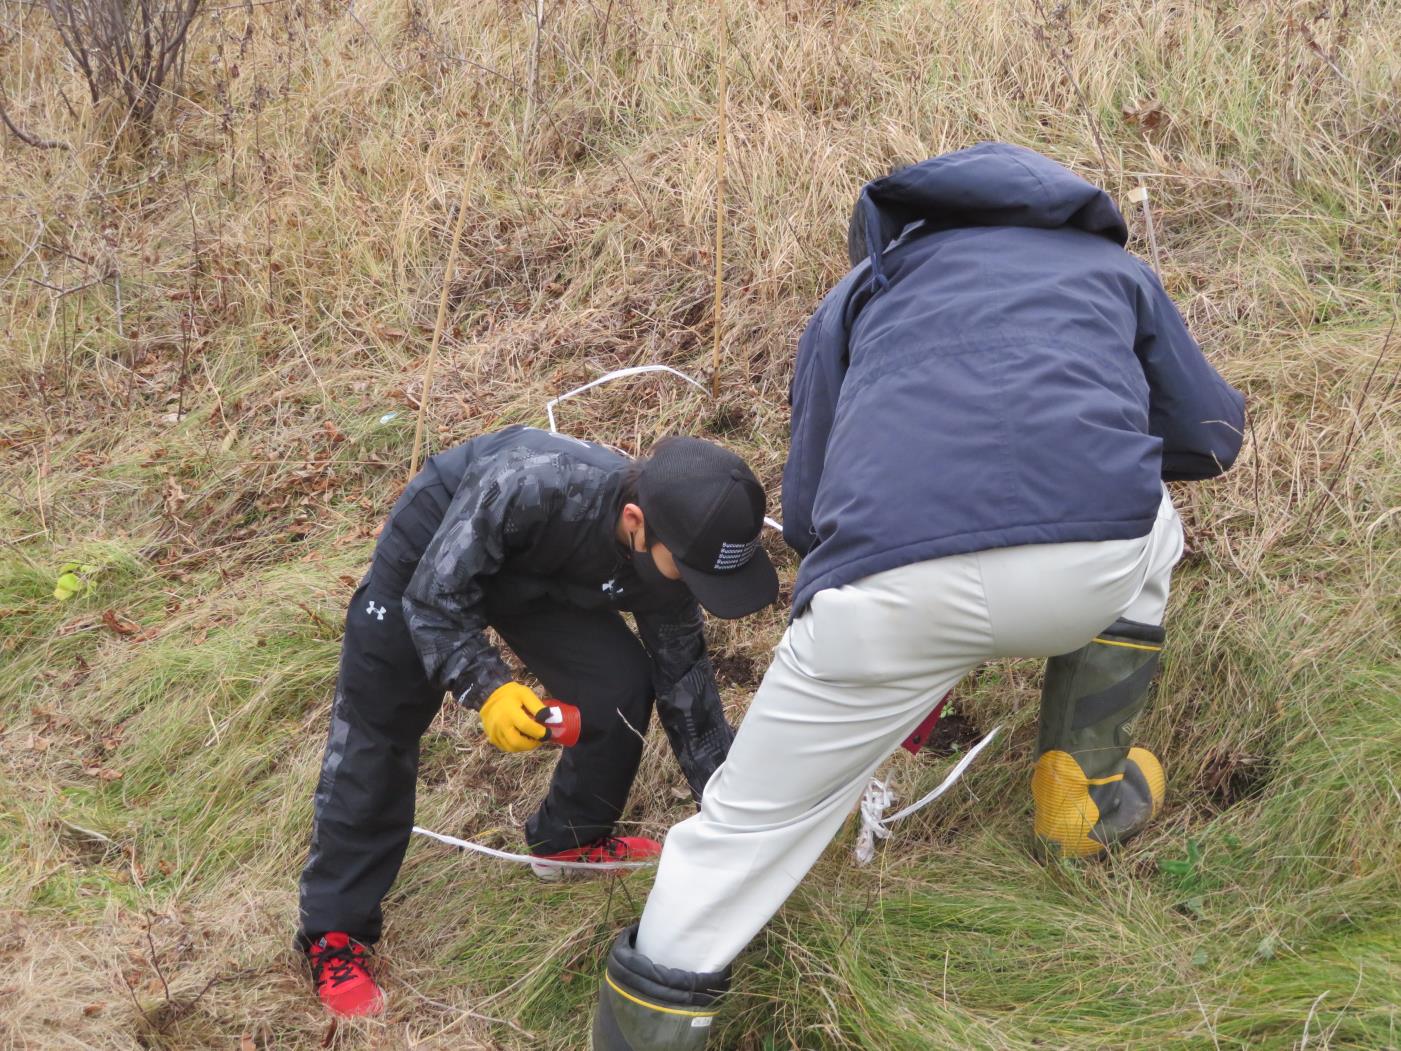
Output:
[[782, 143, 1245, 615]]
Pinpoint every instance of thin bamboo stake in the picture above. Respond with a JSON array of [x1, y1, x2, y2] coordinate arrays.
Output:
[[1129, 183, 1163, 275], [410, 145, 479, 480], [523, 0, 545, 148], [709, 0, 729, 398]]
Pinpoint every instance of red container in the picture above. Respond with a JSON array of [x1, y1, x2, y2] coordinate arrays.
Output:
[[536, 702, 582, 748]]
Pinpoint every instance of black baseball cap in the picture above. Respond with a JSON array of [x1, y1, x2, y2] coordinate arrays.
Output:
[[637, 437, 779, 619]]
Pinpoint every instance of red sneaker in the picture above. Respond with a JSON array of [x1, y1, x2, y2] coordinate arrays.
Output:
[[530, 835, 662, 881], [307, 932, 385, 1017]]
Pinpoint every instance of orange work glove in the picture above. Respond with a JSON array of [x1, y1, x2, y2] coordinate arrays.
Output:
[[479, 682, 548, 753]]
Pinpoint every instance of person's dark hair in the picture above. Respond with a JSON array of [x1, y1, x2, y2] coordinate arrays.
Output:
[[618, 460, 644, 507]]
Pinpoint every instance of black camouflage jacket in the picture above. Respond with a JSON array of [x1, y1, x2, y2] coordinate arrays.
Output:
[[382, 426, 733, 797]]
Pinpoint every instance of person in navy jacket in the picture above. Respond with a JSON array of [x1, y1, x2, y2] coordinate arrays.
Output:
[[590, 143, 1245, 1050]]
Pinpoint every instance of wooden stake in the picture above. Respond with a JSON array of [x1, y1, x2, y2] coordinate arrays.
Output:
[[709, 0, 729, 398], [524, 0, 545, 148], [410, 145, 478, 480]]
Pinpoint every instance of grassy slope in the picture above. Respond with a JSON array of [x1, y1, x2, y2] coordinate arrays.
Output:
[[1, 0, 1398, 1047]]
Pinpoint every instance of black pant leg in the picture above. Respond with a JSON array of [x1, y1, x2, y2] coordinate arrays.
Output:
[[297, 573, 443, 946], [491, 605, 656, 854]]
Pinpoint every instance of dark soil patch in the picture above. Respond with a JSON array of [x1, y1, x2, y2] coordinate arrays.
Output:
[[1200, 748, 1271, 807], [921, 712, 982, 757], [713, 653, 760, 688], [705, 402, 750, 436]]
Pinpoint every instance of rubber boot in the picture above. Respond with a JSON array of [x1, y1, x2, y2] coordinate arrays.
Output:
[[1032, 617, 1168, 858], [591, 925, 728, 1051]]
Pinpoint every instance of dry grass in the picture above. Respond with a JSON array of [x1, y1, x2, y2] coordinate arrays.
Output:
[[1, 0, 1398, 1048]]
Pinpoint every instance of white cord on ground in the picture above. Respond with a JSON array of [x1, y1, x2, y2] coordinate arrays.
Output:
[[411, 826, 655, 871], [853, 724, 1004, 866], [854, 778, 898, 865], [546, 366, 708, 433]]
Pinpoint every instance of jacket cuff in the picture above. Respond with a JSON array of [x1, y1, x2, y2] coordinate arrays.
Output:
[[453, 666, 514, 710]]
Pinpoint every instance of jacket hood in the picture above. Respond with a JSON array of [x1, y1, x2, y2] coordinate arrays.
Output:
[[847, 142, 1129, 282]]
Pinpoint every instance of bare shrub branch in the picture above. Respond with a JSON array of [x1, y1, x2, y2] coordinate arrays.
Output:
[[0, 85, 69, 148], [43, 0, 203, 123]]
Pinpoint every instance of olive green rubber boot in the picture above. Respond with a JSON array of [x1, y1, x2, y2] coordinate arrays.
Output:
[[591, 925, 728, 1051], [1032, 617, 1167, 858]]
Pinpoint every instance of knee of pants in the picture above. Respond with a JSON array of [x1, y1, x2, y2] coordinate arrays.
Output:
[[572, 664, 654, 731], [578, 703, 651, 754]]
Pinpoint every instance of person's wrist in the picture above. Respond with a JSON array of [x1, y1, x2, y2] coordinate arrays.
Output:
[[460, 675, 512, 710]]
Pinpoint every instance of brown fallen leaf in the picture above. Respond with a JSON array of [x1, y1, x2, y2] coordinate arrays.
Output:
[[163, 478, 188, 516], [240, 1035, 257, 1051], [102, 610, 142, 637], [82, 1003, 104, 1017], [1122, 99, 1168, 131]]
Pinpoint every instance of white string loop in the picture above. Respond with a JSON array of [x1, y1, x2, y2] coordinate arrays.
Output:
[[545, 366, 707, 433], [853, 725, 1004, 866]]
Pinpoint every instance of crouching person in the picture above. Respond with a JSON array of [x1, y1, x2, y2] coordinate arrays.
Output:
[[296, 426, 778, 1016], [592, 143, 1245, 1048]]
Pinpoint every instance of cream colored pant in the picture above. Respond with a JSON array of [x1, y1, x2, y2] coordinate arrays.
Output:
[[637, 491, 1184, 972]]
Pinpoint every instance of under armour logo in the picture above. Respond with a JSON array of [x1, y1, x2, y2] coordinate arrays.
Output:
[[366, 600, 387, 621], [601, 578, 623, 597]]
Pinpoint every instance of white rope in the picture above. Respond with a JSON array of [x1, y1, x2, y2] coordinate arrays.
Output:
[[411, 826, 655, 871], [545, 365, 708, 433], [854, 778, 897, 865], [853, 724, 1004, 866]]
